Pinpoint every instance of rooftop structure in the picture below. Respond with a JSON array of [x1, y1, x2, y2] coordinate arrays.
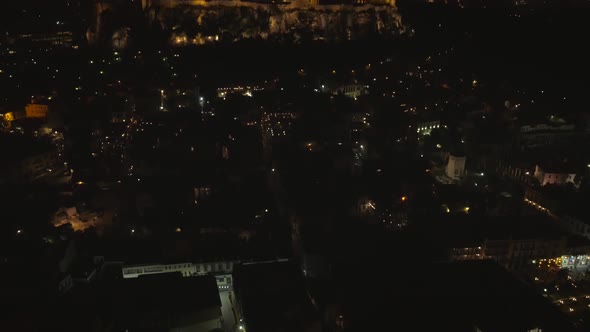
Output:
[[534, 162, 577, 186]]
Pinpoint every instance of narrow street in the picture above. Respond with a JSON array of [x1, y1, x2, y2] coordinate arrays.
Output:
[[220, 289, 237, 332]]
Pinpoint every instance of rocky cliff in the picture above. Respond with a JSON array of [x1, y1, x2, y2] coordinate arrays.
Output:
[[156, 2, 404, 45], [91, 1, 404, 47]]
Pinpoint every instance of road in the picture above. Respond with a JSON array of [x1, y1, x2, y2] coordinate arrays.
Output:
[[219, 289, 237, 332]]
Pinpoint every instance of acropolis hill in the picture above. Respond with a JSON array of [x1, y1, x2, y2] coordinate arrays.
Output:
[[141, 0, 396, 7], [90, 0, 404, 47]]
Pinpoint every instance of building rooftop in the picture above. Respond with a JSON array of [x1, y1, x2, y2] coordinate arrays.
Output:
[[97, 274, 221, 330], [233, 259, 320, 332]]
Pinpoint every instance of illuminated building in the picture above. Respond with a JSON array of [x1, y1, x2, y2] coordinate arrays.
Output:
[[10, 31, 73, 48], [451, 246, 486, 261], [122, 261, 236, 289], [53, 206, 99, 232], [25, 104, 49, 118], [3, 112, 15, 122], [415, 120, 441, 136], [558, 254, 590, 269], [483, 237, 567, 270], [445, 154, 466, 180], [335, 84, 368, 99], [217, 85, 264, 99], [260, 112, 297, 139], [519, 120, 582, 148], [435, 215, 580, 270], [450, 237, 569, 270], [2, 111, 25, 127], [495, 158, 533, 183], [122, 261, 236, 277], [533, 163, 577, 186]]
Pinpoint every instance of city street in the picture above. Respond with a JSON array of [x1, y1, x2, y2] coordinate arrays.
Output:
[[219, 289, 237, 332]]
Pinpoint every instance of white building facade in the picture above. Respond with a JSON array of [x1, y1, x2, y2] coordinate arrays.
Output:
[[446, 155, 466, 180], [122, 261, 237, 289], [534, 165, 576, 186]]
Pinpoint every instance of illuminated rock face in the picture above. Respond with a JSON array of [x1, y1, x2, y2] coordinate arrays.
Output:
[[92, 0, 404, 46], [144, 0, 396, 7], [157, 3, 404, 45]]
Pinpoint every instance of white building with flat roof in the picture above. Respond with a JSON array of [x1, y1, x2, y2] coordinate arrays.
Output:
[[534, 164, 576, 186], [122, 261, 237, 289], [446, 154, 466, 180]]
